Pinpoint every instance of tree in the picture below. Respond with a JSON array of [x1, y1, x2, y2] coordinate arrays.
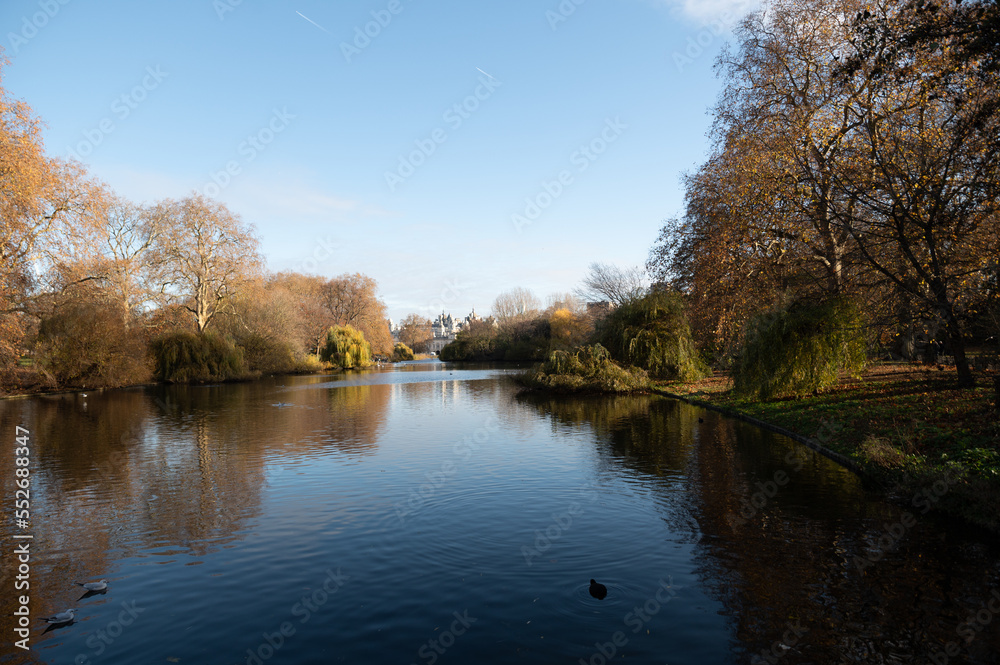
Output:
[[321, 325, 372, 369], [575, 262, 647, 306], [397, 313, 432, 351], [492, 287, 541, 328], [153, 193, 262, 333], [392, 342, 414, 361], [834, 1, 1000, 386]]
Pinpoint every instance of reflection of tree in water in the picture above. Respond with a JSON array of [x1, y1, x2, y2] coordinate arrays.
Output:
[[322, 383, 391, 456], [519, 392, 1000, 663]]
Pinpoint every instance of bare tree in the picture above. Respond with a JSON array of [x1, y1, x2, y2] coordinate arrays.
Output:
[[492, 287, 541, 327], [574, 262, 647, 306], [153, 193, 262, 333]]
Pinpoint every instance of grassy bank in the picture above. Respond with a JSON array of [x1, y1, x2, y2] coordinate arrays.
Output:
[[656, 363, 1000, 532]]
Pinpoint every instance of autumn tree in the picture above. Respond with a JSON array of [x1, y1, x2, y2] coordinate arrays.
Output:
[[152, 193, 262, 333], [397, 313, 432, 351], [834, 0, 1000, 386], [319, 273, 392, 356]]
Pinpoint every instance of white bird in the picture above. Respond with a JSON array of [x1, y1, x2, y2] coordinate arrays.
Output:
[[40, 609, 77, 625], [81, 393, 88, 397], [74, 579, 108, 592]]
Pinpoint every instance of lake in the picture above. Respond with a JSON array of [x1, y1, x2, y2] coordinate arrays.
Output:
[[1, 360, 998, 664]]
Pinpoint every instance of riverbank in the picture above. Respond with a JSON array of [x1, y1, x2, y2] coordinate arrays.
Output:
[[655, 362, 1000, 533]]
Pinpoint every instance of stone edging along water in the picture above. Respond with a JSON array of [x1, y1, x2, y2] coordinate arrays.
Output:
[[651, 388, 868, 478]]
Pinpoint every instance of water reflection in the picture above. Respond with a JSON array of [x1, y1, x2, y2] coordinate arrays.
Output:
[[521, 392, 1000, 663], [0, 368, 997, 664]]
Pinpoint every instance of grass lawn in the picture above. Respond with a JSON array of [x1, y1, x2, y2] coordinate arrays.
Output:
[[655, 362, 1000, 532]]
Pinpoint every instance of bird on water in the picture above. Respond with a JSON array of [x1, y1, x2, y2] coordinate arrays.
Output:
[[589, 579, 608, 600], [74, 579, 108, 592], [40, 609, 77, 625]]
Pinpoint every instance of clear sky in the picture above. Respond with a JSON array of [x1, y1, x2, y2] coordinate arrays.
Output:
[[2, 0, 754, 322]]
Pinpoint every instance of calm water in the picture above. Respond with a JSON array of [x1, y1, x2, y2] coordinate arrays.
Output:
[[1, 360, 998, 664]]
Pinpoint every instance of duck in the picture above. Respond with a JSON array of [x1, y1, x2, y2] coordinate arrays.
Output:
[[74, 579, 108, 592], [40, 609, 77, 625], [589, 579, 608, 600]]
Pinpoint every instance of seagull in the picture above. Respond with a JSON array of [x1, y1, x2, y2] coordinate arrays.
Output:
[[74, 580, 108, 592], [589, 579, 608, 600], [81, 393, 88, 398], [40, 609, 77, 625]]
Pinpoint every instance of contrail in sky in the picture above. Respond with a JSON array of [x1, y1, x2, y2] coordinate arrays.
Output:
[[296, 11, 331, 34]]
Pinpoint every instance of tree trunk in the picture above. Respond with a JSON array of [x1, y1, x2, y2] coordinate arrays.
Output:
[[944, 312, 974, 388]]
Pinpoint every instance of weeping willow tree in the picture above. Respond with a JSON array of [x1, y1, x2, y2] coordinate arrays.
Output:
[[598, 290, 708, 381], [392, 342, 414, 361], [520, 343, 650, 393], [732, 297, 867, 399], [149, 331, 247, 383], [321, 325, 372, 369]]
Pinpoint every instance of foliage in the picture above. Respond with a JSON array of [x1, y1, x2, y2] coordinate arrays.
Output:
[[34, 299, 151, 388], [440, 320, 500, 361], [392, 342, 414, 362], [149, 331, 248, 383], [397, 314, 432, 352], [520, 344, 650, 394], [320, 325, 372, 369], [151, 193, 263, 332], [549, 308, 591, 349], [732, 297, 867, 399], [598, 291, 708, 381]]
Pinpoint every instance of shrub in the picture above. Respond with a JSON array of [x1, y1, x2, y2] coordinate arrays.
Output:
[[321, 325, 372, 369], [149, 331, 248, 383], [598, 291, 708, 381], [392, 342, 414, 361], [237, 332, 299, 374], [35, 301, 151, 388], [520, 344, 650, 393], [732, 296, 867, 399]]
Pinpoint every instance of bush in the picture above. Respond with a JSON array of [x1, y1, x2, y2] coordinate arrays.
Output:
[[35, 301, 151, 388], [392, 342, 414, 361], [520, 344, 650, 393], [321, 325, 372, 369], [598, 291, 708, 381], [149, 331, 249, 383], [237, 332, 299, 374], [732, 296, 867, 399]]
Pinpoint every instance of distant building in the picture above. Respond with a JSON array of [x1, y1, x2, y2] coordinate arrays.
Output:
[[586, 300, 615, 318], [426, 309, 488, 354]]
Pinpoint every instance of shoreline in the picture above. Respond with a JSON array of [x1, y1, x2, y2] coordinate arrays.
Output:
[[653, 363, 1000, 534]]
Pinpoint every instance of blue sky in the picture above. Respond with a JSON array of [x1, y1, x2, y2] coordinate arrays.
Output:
[[3, 0, 753, 322]]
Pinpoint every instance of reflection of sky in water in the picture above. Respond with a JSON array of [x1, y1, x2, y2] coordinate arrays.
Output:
[[0, 364, 997, 664]]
